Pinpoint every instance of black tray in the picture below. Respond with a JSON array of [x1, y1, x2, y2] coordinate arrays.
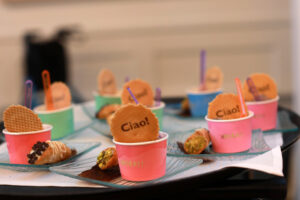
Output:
[[0, 106, 299, 200]]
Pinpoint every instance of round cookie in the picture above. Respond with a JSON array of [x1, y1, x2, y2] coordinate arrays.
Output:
[[110, 104, 159, 143], [3, 105, 43, 132], [242, 73, 277, 102], [121, 79, 154, 107], [207, 93, 247, 120], [46, 82, 72, 110], [205, 66, 223, 90], [98, 69, 117, 95]]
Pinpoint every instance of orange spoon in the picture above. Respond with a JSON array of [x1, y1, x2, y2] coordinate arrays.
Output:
[[235, 78, 247, 117], [42, 70, 54, 110]]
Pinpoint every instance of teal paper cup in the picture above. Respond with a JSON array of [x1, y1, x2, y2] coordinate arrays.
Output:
[[93, 91, 121, 112], [34, 105, 74, 140], [151, 101, 165, 129], [187, 89, 222, 117]]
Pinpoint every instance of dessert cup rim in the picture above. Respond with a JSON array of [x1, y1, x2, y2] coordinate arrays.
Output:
[[34, 104, 73, 114], [113, 132, 168, 146], [150, 101, 165, 110], [205, 111, 254, 122], [245, 96, 279, 105], [187, 88, 222, 95], [3, 124, 53, 135], [93, 91, 120, 98]]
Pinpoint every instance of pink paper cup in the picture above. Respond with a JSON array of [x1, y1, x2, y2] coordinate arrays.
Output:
[[205, 112, 254, 153], [113, 132, 168, 181], [3, 124, 52, 164], [246, 96, 279, 131]]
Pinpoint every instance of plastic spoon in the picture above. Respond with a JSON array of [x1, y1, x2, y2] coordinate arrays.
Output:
[[42, 70, 54, 110], [25, 80, 33, 109], [235, 78, 248, 117], [127, 87, 139, 104], [155, 88, 161, 106], [246, 77, 267, 101], [200, 50, 206, 90]]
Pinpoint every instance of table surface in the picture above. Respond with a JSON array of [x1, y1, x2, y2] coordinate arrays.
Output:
[[0, 104, 299, 200]]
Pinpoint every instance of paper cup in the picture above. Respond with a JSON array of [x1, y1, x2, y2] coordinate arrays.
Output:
[[113, 132, 168, 181], [246, 96, 279, 131], [93, 91, 121, 112], [205, 111, 254, 153], [150, 101, 165, 129], [3, 124, 52, 164], [187, 89, 222, 117], [34, 105, 74, 140]]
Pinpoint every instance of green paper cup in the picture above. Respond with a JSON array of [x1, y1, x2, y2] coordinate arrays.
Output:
[[151, 101, 165, 129], [34, 105, 74, 140], [93, 91, 121, 112]]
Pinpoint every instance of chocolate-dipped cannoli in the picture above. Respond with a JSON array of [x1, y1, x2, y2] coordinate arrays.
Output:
[[27, 141, 75, 165]]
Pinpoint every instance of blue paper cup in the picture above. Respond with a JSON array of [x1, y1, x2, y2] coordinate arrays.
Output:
[[187, 89, 222, 117], [93, 91, 121, 112], [150, 101, 165, 130], [34, 105, 74, 140]]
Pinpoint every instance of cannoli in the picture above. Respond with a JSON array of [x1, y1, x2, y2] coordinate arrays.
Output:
[[27, 141, 75, 165], [181, 98, 190, 112], [184, 128, 210, 154], [97, 147, 118, 170], [95, 104, 121, 120], [106, 113, 114, 126]]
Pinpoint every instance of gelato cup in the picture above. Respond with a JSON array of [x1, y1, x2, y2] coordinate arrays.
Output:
[[93, 91, 121, 112], [3, 124, 52, 164], [246, 96, 279, 131], [187, 89, 222, 117], [113, 132, 168, 181], [150, 101, 165, 129], [34, 105, 74, 140], [205, 111, 254, 153]]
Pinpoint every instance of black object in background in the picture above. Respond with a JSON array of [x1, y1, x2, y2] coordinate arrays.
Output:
[[24, 29, 73, 91], [23, 28, 85, 106]]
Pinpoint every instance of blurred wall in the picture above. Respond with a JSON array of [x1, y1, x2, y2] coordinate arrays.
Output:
[[0, 0, 291, 107], [290, 0, 300, 199]]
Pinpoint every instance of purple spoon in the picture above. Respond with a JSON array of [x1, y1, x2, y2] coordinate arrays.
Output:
[[246, 77, 267, 101], [127, 87, 139, 104], [25, 80, 33, 109]]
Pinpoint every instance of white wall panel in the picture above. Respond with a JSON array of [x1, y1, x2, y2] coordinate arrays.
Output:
[[0, 0, 291, 103], [67, 24, 290, 99]]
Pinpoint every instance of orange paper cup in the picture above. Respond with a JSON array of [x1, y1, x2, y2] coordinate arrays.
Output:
[[3, 124, 52, 164], [113, 132, 168, 181]]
